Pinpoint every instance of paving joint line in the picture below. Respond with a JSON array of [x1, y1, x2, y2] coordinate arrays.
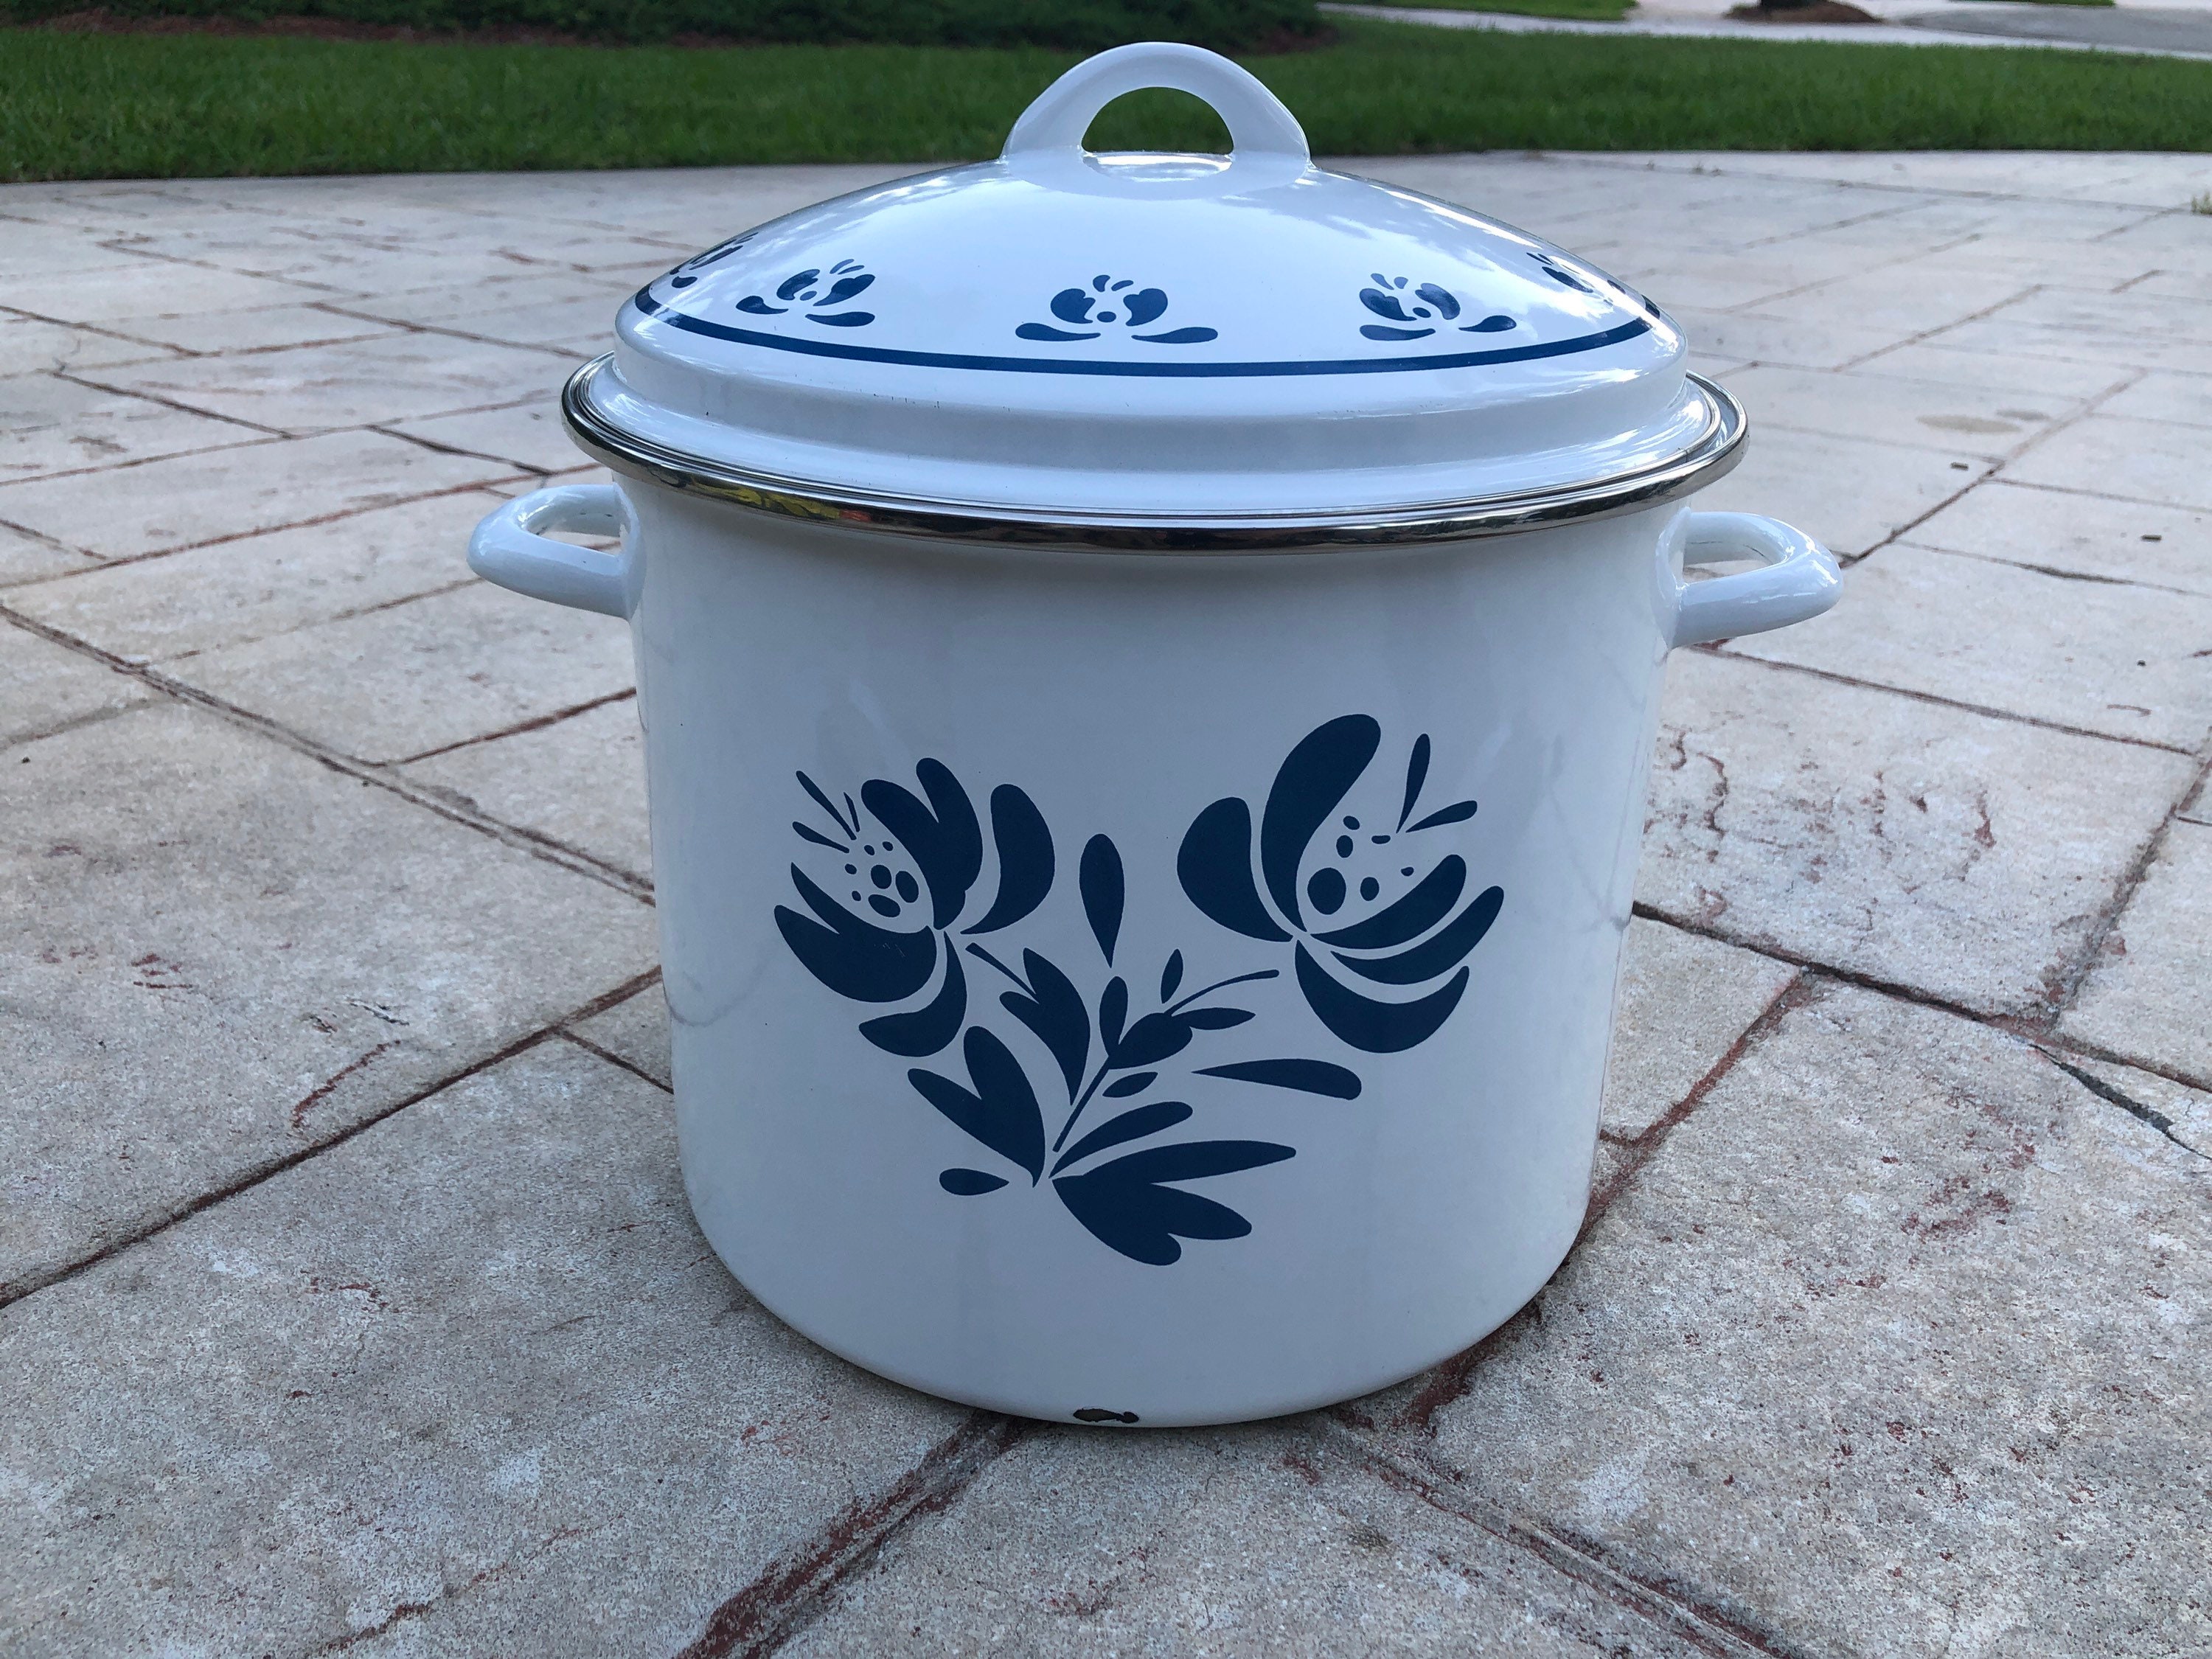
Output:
[[1632, 900, 2212, 1096], [2037, 1051, 2210, 1160], [1697, 646, 2199, 755], [1826, 364, 2147, 569], [2040, 747, 2212, 1021], [0, 967, 662, 1313], [556, 1028, 669, 1094], [0, 603, 653, 902], [394, 686, 638, 766], [1336, 971, 1815, 1441], [0, 476, 532, 588], [672, 1412, 1032, 1659], [46, 368, 282, 439], [1901, 542, 2209, 599], [159, 575, 487, 664], [1319, 1421, 1809, 1659]]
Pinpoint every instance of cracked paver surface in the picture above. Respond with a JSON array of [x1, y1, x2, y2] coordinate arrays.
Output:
[[4, 153, 2210, 1656]]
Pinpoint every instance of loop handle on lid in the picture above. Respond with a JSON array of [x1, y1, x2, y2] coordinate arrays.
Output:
[[1002, 41, 1310, 166]]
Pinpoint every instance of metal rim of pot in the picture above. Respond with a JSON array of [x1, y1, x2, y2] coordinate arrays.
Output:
[[560, 353, 1747, 555]]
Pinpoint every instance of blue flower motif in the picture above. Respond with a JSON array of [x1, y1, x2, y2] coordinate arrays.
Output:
[[1018, 274, 1218, 346], [664, 230, 757, 289], [735, 259, 876, 327], [1359, 274, 1516, 342], [1177, 717, 1503, 1054], [1528, 249, 1596, 294], [775, 762, 1052, 1057]]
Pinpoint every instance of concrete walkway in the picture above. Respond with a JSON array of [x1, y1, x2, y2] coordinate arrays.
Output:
[[1332, 0, 2212, 58], [4, 152, 2211, 1656]]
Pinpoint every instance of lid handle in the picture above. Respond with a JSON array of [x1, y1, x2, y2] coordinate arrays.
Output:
[[1002, 42, 1310, 167]]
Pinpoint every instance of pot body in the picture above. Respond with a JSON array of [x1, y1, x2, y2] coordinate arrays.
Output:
[[627, 488, 1685, 1426]]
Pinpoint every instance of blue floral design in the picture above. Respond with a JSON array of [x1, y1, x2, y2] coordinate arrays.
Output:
[[1358, 274, 1515, 343], [1528, 250, 1596, 294], [664, 231, 757, 290], [1018, 275, 1218, 346], [1177, 717, 1503, 1054], [737, 260, 876, 327], [775, 718, 1497, 1266], [774, 762, 1051, 1057], [776, 761, 1368, 1267]]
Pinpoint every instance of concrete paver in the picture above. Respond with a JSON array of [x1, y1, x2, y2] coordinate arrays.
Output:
[[785, 1426, 1723, 1658], [1601, 917, 1798, 1141], [1726, 540, 2212, 749], [1638, 650, 2195, 1016], [2, 701, 657, 1299], [0, 1041, 966, 1658], [1694, 424, 1992, 560], [0, 428, 518, 561], [169, 578, 635, 765], [400, 692, 652, 881], [2061, 818, 2212, 1085], [1, 616, 150, 746], [3, 489, 516, 662], [1903, 477, 2212, 597], [4, 150, 2209, 1656], [1384, 986, 2212, 1659]]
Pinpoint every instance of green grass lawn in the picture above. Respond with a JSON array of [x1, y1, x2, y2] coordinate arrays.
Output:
[[3, 19, 2210, 181], [1357, 0, 1635, 21]]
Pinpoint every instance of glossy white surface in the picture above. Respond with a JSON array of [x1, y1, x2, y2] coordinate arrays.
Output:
[[590, 44, 1697, 518], [472, 484, 1837, 1424], [463, 46, 1841, 1422]]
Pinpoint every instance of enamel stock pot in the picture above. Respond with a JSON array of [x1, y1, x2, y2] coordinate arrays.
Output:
[[468, 43, 1839, 1426]]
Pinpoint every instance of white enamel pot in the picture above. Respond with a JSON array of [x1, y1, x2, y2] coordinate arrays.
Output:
[[468, 44, 1839, 1427]]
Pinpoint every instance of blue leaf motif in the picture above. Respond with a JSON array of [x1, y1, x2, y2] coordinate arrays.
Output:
[[1134, 327, 1219, 344], [1049, 288, 1096, 324], [1416, 283, 1461, 320], [775, 268, 821, 301], [1295, 945, 1467, 1054], [1000, 949, 1091, 1101], [1113, 1011, 1194, 1068], [1122, 288, 1169, 327], [735, 295, 787, 316], [1196, 1059, 1362, 1099], [1053, 1101, 1194, 1174], [940, 1168, 1008, 1195], [1159, 951, 1183, 1003], [964, 785, 1054, 935], [1408, 800, 1478, 832], [775, 868, 937, 1003], [1098, 977, 1129, 1050], [861, 760, 982, 929], [1260, 716, 1380, 931], [1178, 799, 1289, 943], [859, 945, 967, 1056], [909, 1027, 1046, 1182], [1397, 735, 1430, 830], [1360, 288, 1418, 323], [1102, 1071, 1157, 1099], [1016, 323, 1099, 342], [1080, 835, 1124, 965], [1334, 886, 1503, 986], [1314, 856, 1465, 950], [1054, 1140, 1295, 1265]]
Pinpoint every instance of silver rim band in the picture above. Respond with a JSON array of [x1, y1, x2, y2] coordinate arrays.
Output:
[[560, 355, 1747, 553]]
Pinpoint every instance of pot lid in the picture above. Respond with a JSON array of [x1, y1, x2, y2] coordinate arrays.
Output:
[[568, 42, 1742, 549]]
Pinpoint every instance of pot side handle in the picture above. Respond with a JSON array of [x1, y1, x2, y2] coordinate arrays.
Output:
[[1669, 512, 1840, 650], [467, 484, 639, 620]]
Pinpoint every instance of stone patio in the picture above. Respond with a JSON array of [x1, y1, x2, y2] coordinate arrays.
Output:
[[4, 152, 2209, 1656]]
